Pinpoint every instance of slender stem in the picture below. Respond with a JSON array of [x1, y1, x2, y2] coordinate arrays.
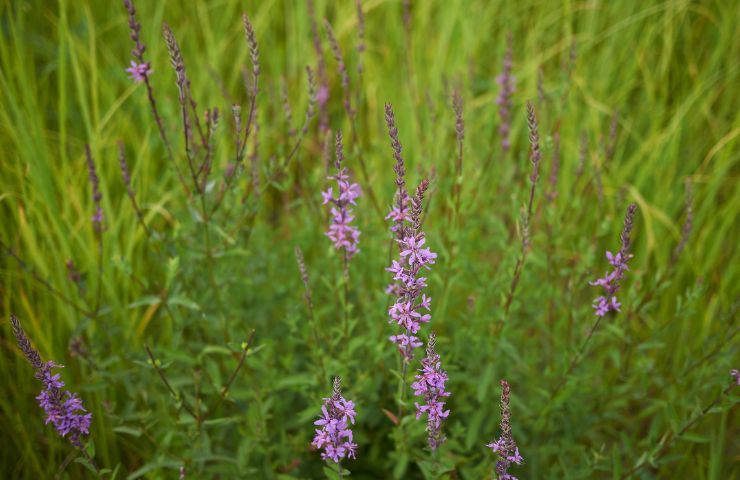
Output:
[[342, 252, 350, 352], [140, 75, 191, 198], [144, 344, 198, 420], [217, 329, 256, 404], [93, 230, 103, 316], [80, 447, 102, 477], [127, 192, 152, 239], [550, 315, 604, 399], [54, 450, 78, 480]]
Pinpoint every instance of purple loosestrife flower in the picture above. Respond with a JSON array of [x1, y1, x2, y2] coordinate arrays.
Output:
[[387, 179, 436, 361], [411, 332, 450, 450], [312, 377, 358, 464], [322, 131, 361, 258], [486, 380, 523, 480], [496, 33, 515, 152], [10, 315, 92, 448], [589, 204, 638, 316], [126, 60, 152, 82]]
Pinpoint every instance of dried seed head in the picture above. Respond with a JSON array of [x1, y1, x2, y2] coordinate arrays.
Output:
[[526, 101, 541, 183], [499, 379, 514, 453], [242, 13, 260, 96], [332, 376, 342, 400], [426, 331, 437, 357], [619, 203, 638, 260], [10, 314, 44, 372], [334, 130, 344, 170], [411, 178, 430, 233]]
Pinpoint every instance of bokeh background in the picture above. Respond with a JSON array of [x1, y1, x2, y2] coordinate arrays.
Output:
[[1, 0, 738, 478]]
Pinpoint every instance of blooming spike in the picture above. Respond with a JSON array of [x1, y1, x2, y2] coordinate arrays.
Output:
[[322, 130, 362, 258], [411, 333, 450, 450], [589, 204, 638, 316], [311, 377, 358, 464], [10, 315, 92, 448], [486, 379, 523, 479]]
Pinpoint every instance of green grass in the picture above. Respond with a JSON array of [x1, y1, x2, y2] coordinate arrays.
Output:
[[1, 0, 738, 478]]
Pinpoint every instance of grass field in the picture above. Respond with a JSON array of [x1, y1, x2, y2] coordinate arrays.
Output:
[[1, 0, 738, 478]]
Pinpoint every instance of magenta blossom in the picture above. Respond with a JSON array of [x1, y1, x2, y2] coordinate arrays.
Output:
[[126, 60, 152, 82], [323, 131, 361, 258], [589, 204, 637, 317], [312, 377, 358, 465], [411, 333, 450, 450]]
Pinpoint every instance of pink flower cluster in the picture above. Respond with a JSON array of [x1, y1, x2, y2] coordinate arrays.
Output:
[[312, 378, 358, 464], [411, 333, 450, 450], [590, 251, 631, 316], [126, 60, 152, 82], [589, 204, 637, 317], [322, 132, 361, 258], [387, 226, 437, 361]]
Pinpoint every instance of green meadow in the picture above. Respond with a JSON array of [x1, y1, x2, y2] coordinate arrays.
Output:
[[1, 0, 738, 478]]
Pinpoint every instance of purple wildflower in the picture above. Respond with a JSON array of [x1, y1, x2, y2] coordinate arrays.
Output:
[[731, 369, 740, 386], [411, 332, 450, 450], [383, 104, 438, 361], [496, 32, 515, 152], [386, 179, 436, 361], [323, 131, 361, 258], [126, 60, 152, 82], [589, 204, 638, 316], [10, 314, 92, 448], [486, 380, 523, 479], [312, 377, 358, 464]]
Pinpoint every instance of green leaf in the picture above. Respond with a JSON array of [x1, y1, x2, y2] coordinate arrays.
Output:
[[127, 295, 161, 309], [113, 426, 142, 437], [168, 295, 201, 310]]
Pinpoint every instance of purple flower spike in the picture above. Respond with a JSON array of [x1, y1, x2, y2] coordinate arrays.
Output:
[[126, 60, 152, 82], [386, 179, 435, 362], [411, 332, 450, 451], [312, 377, 358, 465], [589, 204, 638, 317], [323, 131, 361, 258], [731, 369, 740, 386], [10, 315, 92, 448], [486, 380, 523, 479]]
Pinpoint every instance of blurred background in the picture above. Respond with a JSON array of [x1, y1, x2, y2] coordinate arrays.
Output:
[[1, 0, 738, 478]]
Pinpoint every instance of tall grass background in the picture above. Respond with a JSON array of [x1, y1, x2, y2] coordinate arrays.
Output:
[[1, 0, 738, 478]]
